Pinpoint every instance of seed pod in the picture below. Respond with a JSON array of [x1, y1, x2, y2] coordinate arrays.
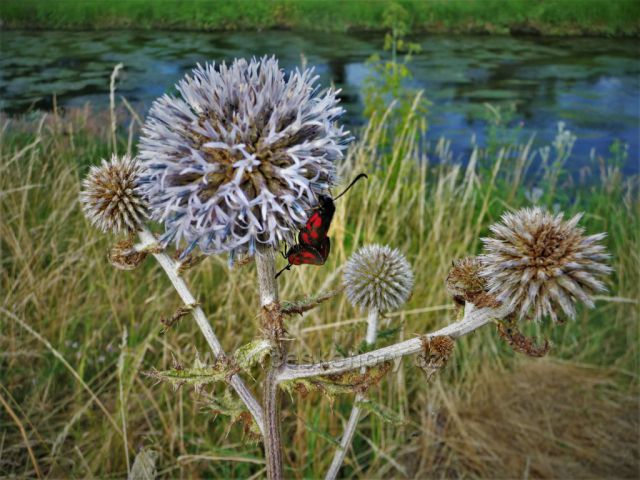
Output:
[[343, 244, 414, 313], [108, 239, 148, 270], [416, 335, 455, 382]]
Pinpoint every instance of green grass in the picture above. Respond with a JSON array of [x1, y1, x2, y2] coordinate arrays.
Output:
[[1, 0, 639, 36], [0, 101, 638, 478]]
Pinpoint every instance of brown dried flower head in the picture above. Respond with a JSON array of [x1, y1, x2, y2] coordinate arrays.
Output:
[[107, 239, 148, 270], [417, 335, 455, 382], [480, 207, 612, 322], [427, 335, 455, 359], [80, 154, 148, 234], [446, 257, 486, 303]]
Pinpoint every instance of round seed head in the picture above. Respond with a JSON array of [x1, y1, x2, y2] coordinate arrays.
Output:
[[446, 256, 486, 299], [479, 207, 612, 322], [137, 56, 351, 256], [446, 257, 501, 308], [343, 244, 414, 313], [80, 154, 148, 234]]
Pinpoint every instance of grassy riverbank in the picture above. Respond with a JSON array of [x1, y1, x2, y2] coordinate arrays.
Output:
[[1, 101, 638, 477], [1, 0, 639, 36]]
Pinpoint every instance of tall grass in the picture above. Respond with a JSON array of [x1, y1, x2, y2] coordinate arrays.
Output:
[[0, 101, 638, 478], [1, 0, 638, 36]]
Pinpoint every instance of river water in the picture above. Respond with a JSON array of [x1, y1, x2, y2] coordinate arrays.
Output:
[[1, 30, 638, 172]]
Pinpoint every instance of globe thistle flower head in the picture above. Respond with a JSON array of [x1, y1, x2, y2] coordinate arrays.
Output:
[[480, 207, 612, 322], [343, 244, 414, 313], [80, 154, 148, 234], [138, 56, 351, 257]]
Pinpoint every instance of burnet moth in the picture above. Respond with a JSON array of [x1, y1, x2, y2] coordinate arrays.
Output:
[[275, 173, 368, 278]]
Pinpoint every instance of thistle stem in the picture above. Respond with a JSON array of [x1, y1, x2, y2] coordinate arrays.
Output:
[[278, 303, 507, 382], [137, 227, 265, 436], [365, 308, 379, 345], [255, 249, 284, 480], [325, 308, 379, 480]]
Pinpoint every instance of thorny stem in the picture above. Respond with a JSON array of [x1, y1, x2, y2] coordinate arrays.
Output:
[[137, 228, 265, 436], [255, 249, 284, 480], [277, 303, 507, 383], [325, 308, 379, 480]]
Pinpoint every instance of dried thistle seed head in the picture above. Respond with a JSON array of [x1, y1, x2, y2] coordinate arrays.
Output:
[[480, 207, 612, 322], [446, 256, 500, 309], [417, 335, 454, 382], [428, 335, 455, 359], [343, 244, 414, 313], [446, 256, 486, 300], [108, 239, 148, 270], [137, 56, 351, 257], [80, 154, 148, 234]]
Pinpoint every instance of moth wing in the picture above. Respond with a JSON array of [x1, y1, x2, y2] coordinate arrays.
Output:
[[288, 244, 325, 266], [298, 213, 319, 245], [298, 196, 336, 245], [317, 237, 330, 263]]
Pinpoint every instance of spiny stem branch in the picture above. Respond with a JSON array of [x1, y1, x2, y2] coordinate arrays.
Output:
[[278, 303, 506, 383], [137, 227, 265, 436]]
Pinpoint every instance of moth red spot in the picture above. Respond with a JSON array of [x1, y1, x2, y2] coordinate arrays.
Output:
[[308, 214, 322, 228], [289, 254, 305, 265]]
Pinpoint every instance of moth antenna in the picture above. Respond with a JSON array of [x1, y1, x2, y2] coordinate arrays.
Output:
[[275, 263, 292, 279], [332, 173, 368, 201]]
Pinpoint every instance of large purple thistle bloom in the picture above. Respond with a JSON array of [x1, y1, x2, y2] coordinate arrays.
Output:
[[137, 56, 351, 258]]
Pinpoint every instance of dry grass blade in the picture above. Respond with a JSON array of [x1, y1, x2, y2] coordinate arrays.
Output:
[[0, 389, 43, 478], [1, 308, 124, 438]]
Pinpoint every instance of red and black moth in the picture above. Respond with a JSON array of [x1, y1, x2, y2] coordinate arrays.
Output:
[[275, 173, 368, 278]]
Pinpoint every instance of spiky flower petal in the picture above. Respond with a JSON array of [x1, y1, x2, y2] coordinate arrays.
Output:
[[137, 56, 350, 256], [80, 154, 148, 234], [343, 244, 414, 313], [479, 207, 612, 322]]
